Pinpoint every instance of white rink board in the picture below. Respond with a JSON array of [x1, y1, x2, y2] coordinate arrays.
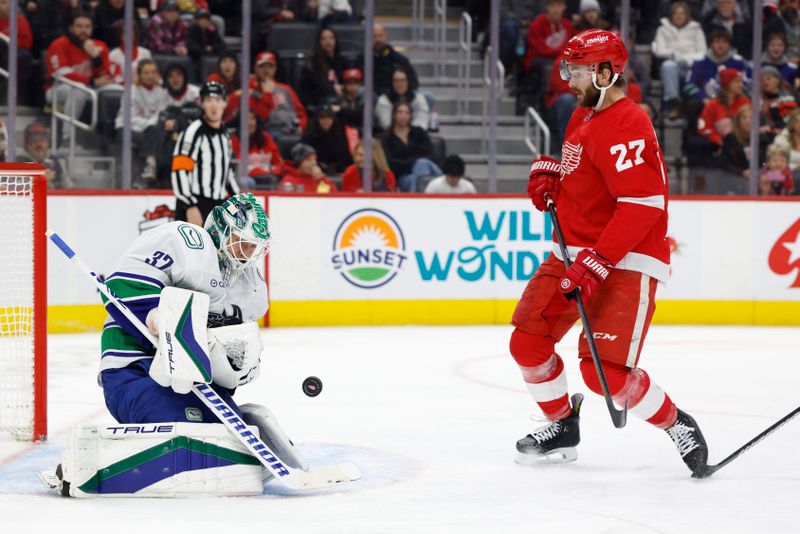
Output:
[[46, 195, 800, 308]]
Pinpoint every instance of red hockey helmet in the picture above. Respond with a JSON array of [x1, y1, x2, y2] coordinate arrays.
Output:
[[561, 29, 628, 75]]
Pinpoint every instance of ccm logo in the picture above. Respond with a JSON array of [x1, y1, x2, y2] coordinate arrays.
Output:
[[592, 332, 618, 341]]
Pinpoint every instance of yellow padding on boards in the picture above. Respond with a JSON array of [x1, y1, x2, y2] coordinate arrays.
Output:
[[269, 300, 800, 327], [41, 301, 800, 333], [45, 304, 267, 333]]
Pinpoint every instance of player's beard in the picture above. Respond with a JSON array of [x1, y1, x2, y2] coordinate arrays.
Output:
[[576, 82, 601, 108]]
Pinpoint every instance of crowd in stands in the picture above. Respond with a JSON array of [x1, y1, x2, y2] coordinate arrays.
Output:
[[466, 0, 798, 195], [1, 0, 798, 195]]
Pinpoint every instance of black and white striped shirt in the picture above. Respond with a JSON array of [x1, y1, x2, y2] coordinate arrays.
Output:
[[171, 119, 240, 205]]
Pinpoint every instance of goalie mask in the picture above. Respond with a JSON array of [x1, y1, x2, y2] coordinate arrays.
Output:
[[205, 193, 271, 285]]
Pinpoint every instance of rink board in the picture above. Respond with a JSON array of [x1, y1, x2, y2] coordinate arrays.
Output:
[[44, 192, 800, 331]]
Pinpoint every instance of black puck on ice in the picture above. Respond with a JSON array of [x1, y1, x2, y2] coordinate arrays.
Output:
[[302, 376, 323, 397]]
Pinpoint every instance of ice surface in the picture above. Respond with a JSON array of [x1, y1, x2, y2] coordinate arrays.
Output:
[[1, 325, 798, 533]]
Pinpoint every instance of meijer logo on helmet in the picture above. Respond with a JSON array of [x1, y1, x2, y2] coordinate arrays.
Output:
[[585, 35, 609, 45], [331, 208, 408, 289]]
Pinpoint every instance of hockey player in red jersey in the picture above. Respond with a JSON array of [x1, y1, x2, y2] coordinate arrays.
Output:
[[510, 29, 708, 475]]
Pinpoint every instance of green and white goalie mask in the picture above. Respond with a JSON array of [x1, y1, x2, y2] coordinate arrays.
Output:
[[205, 193, 271, 285]]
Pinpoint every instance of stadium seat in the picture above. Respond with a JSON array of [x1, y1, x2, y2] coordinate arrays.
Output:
[[329, 24, 364, 53], [200, 55, 220, 81], [275, 133, 302, 160], [268, 23, 317, 56], [429, 135, 446, 168]]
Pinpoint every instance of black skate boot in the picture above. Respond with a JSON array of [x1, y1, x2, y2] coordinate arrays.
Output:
[[666, 409, 708, 475], [516, 393, 583, 465]]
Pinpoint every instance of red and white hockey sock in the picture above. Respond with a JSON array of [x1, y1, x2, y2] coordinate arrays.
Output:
[[579, 360, 677, 429], [510, 329, 571, 420], [518, 355, 571, 420]]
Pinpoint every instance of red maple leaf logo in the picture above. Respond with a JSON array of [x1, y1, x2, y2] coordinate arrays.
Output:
[[768, 218, 800, 288]]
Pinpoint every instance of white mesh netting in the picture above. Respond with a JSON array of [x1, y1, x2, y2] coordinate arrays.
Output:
[[0, 175, 36, 441]]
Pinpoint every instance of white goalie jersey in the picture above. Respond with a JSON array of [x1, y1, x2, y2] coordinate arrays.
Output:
[[99, 221, 268, 374]]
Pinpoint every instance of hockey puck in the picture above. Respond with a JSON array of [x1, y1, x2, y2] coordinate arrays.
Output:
[[302, 376, 323, 397]]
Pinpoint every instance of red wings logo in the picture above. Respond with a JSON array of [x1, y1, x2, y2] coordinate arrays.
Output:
[[561, 141, 583, 177], [768, 218, 800, 288]]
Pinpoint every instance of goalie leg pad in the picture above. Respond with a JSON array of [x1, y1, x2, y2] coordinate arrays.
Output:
[[57, 422, 264, 498], [240, 403, 309, 475]]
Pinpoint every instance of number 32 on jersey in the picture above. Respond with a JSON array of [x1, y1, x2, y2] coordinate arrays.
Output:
[[610, 139, 645, 172]]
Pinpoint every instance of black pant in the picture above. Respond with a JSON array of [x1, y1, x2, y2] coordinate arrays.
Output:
[[174, 196, 226, 224]]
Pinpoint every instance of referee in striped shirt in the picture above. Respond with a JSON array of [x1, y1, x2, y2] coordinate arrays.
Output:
[[171, 81, 240, 226]]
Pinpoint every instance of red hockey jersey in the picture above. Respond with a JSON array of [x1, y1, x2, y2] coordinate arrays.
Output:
[[554, 96, 670, 282], [45, 36, 112, 91]]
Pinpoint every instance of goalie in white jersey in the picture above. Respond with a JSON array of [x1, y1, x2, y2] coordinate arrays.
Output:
[[49, 193, 313, 497]]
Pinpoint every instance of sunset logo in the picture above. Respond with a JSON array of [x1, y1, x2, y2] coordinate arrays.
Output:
[[331, 208, 408, 289]]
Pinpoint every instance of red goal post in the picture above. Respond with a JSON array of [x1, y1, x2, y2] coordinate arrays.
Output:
[[0, 163, 47, 441]]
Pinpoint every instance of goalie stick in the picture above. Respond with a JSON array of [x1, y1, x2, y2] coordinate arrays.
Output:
[[692, 406, 800, 479], [46, 229, 361, 490], [546, 197, 628, 428]]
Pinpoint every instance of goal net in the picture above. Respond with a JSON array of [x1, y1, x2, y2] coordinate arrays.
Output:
[[0, 165, 47, 441]]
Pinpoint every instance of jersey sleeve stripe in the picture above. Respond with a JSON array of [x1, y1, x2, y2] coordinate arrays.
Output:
[[106, 272, 165, 288], [617, 195, 665, 210]]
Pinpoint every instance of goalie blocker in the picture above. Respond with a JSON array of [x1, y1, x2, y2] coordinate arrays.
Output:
[[44, 405, 307, 497]]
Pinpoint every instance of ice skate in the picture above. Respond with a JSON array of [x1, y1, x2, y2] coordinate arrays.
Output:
[[516, 393, 583, 465], [666, 409, 708, 475]]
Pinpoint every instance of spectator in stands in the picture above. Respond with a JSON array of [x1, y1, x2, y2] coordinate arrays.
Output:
[[424, 155, 476, 194], [759, 64, 796, 137], [0, 0, 34, 102], [357, 22, 418, 96], [301, 104, 352, 175], [375, 67, 430, 131], [697, 67, 750, 146], [652, 1, 707, 120], [299, 26, 346, 109], [701, 0, 752, 59], [772, 108, 800, 177], [572, 0, 611, 32], [207, 52, 241, 93], [140, 64, 200, 187], [163, 62, 200, 107], [766, 0, 800, 60], [490, 0, 539, 73], [342, 140, 397, 192], [45, 11, 116, 141], [17, 122, 71, 188], [381, 101, 442, 193], [108, 20, 152, 85], [115, 58, 171, 185], [760, 144, 795, 195], [721, 104, 754, 177], [762, 32, 799, 83], [338, 67, 364, 128], [544, 56, 575, 154], [685, 28, 748, 102], [519, 0, 573, 112], [114, 58, 165, 138], [187, 8, 225, 68], [317, 0, 353, 25], [231, 109, 285, 188], [278, 142, 338, 192], [93, 0, 130, 50], [250, 51, 307, 136], [146, 1, 188, 56]]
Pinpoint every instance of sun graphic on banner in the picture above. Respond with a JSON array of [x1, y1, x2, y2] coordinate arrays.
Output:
[[331, 209, 408, 289]]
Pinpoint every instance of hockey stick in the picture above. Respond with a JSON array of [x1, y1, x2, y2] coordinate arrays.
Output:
[[46, 229, 360, 490], [546, 198, 628, 428], [692, 406, 800, 479]]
